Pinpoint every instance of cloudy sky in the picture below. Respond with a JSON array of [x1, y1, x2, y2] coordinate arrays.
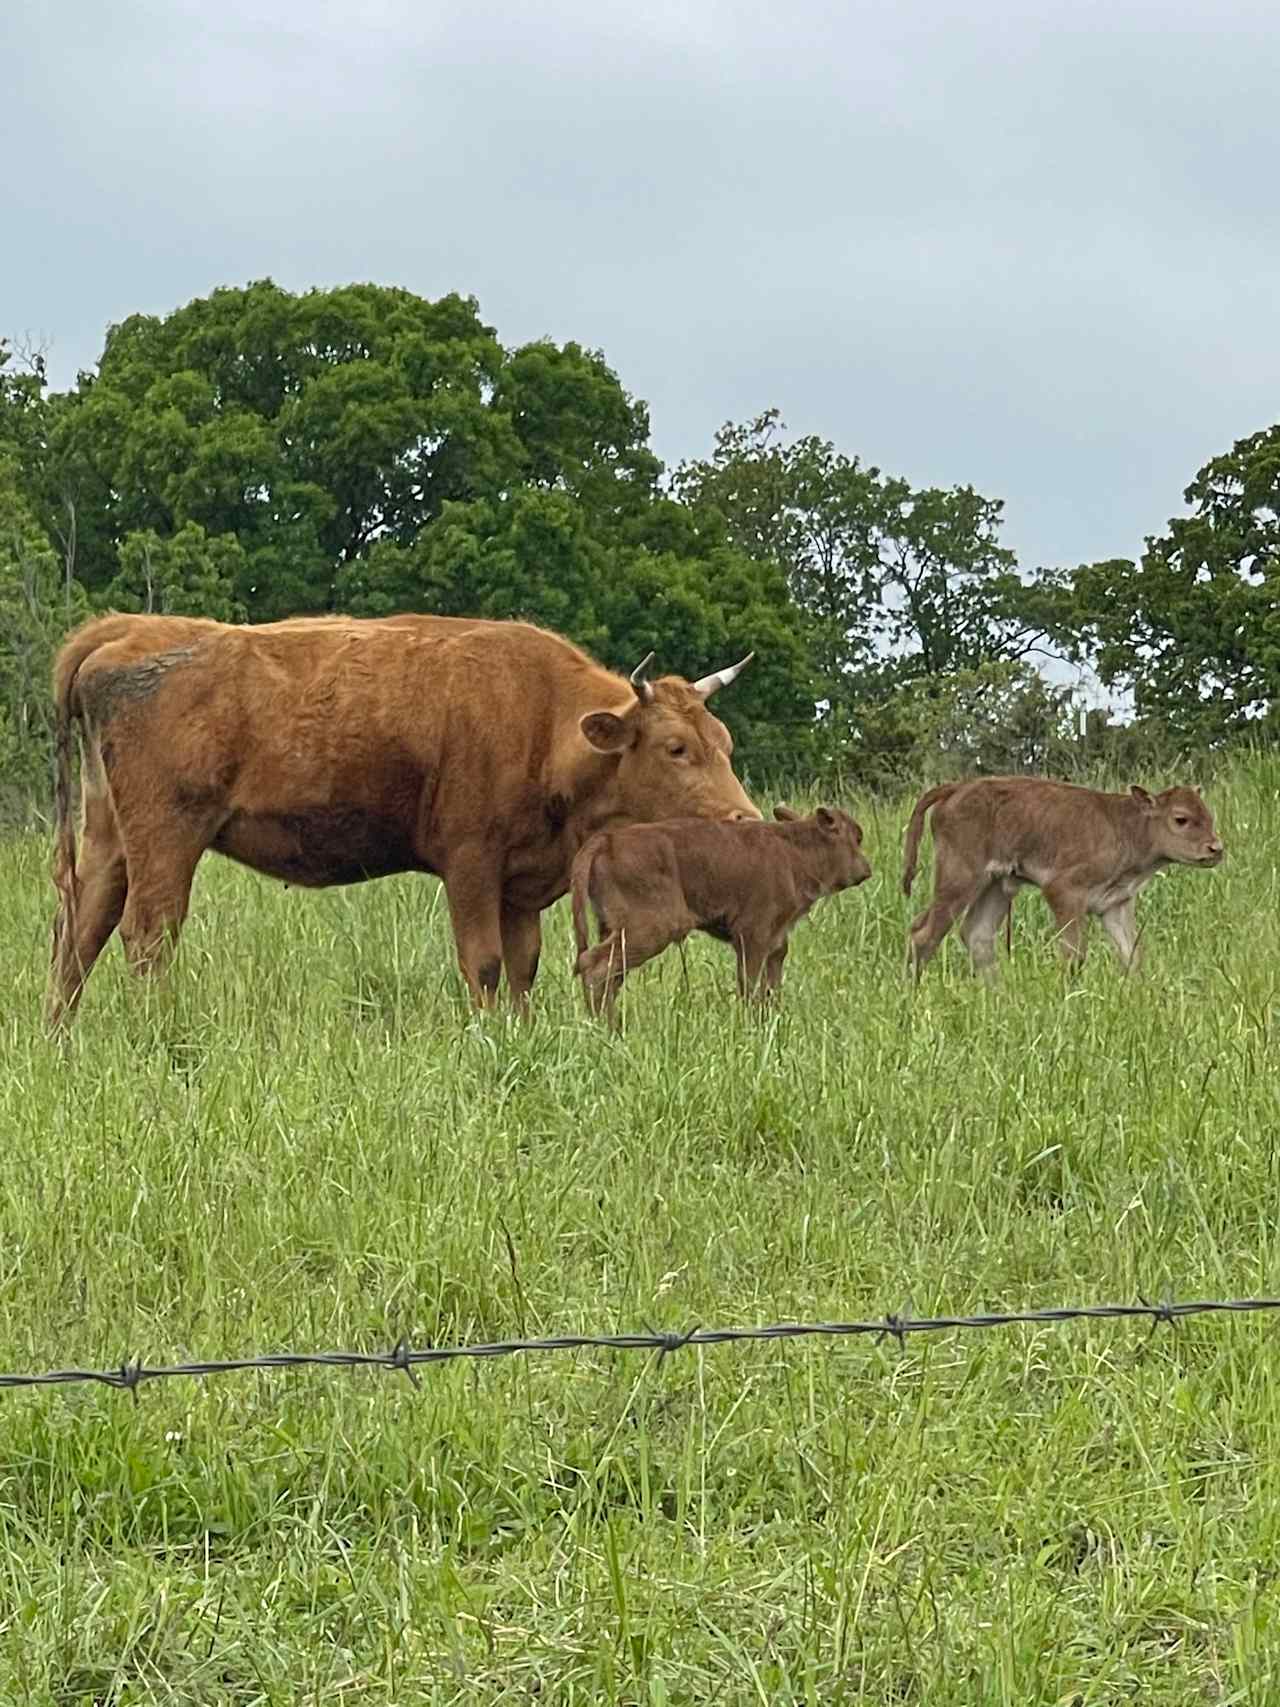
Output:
[[6, 0, 1278, 588]]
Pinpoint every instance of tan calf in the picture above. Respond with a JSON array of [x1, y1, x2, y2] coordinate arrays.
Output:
[[902, 775, 1224, 979], [570, 804, 872, 1022]]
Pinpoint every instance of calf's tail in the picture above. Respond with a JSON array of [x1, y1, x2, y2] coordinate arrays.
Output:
[[901, 783, 959, 896]]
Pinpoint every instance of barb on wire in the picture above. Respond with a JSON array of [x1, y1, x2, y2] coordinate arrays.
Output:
[[0, 1295, 1278, 1398]]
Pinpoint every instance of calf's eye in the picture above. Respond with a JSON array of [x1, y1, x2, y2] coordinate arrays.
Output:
[[1173, 814, 1190, 827], [668, 743, 687, 758]]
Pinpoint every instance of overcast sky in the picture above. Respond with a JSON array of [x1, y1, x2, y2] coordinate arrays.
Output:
[[5, 0, 1278, 593]]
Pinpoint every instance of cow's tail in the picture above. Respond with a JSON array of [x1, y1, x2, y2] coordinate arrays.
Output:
[[901, 783, 960, 896], [570, 845, 596, 973], [49, 620, 108, 950]]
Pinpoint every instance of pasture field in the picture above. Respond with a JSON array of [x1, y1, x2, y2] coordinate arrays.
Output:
[[3, 761, 1280, 1704]]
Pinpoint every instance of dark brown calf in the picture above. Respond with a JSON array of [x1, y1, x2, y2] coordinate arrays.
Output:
[[570, 804, 872, 1021], [902, 774, 1224, 979]]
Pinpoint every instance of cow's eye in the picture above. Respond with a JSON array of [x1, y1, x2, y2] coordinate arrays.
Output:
[[1173, 814, 1190, 827], [667, 742, 687, 758]]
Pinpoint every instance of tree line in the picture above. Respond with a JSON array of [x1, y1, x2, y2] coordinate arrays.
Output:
[[2, 279, 1276, 814]]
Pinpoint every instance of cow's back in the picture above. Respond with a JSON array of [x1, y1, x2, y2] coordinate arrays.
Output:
[[65, 612, 630, 888], [75, 611, 615, 768]]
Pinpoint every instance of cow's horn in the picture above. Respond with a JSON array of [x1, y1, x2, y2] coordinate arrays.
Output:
[[692, 651, 754, 698], [629, 651, 656, 703]]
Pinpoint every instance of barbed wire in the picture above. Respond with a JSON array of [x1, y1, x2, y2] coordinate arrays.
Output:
[[2, 1295, 1279, 1399]]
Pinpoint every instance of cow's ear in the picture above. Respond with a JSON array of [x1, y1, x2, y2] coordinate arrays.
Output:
[[581, 710, 636, 753], [1129, 785, 1155, 809], [815, 806, 837, 830], [773, 804, 799, 822]]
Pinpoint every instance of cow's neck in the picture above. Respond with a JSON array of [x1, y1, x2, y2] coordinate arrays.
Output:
[[569, 798, 635, 848], [552, 748, 631, 848]]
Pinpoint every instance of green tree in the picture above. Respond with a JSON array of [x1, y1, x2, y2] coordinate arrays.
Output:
[[494, 339, 661, 512], [1063, 425, 1280, 746], [0, 461, 89, 807], [44, 281, 518, 613], [334, 486, 815, 778], [103, 523, 248, 622], [673, 410, 1051, 735], [673, 413, 872, 721], [0, 339, 48, 477], [848, 660, 1079, 788], [36, 282, 683, 623], [334, 488, 614, 643]]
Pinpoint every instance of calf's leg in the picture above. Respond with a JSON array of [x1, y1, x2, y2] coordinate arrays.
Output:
[[1098, 897, 1141, 972], [735, 933, 781, 1003], [908, 860, 984, 979], [959, 879, 1013, 980], [578, 921, 680, 1026], [1041, 879, 1090, 970], [763, 940, 788, 999], [577, 935, 625, 1026]]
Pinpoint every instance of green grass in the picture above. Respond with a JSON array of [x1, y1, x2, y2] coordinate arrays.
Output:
[[2, 760, 1280, 1703]]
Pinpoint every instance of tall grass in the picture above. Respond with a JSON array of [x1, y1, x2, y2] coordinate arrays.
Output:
[[1, 761, 1278, 1703]]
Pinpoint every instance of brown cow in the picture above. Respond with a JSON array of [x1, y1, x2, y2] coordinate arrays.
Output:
[[46, 611, 762, 1027], [570, 804, 872, 1022], [901, 774, 1224, 979]]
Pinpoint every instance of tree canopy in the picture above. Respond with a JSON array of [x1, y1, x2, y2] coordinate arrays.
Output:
[[4, 287, 813, 778], [2, 285, 1276, 812], [672, 409, 1060, 763], [1059, 425, 1280, 746]]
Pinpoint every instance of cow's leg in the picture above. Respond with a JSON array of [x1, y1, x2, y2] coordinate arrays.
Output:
[[500, 902, 542, 1015], [1041, 880, 1090, 970], [46, 791, 128, 1030], [908, 863, 983, 978], [959, 879, 1013, 980], [117, 834, 207, 981], [1099, 897, 1141, 972], [443, 853, 507, 1007]]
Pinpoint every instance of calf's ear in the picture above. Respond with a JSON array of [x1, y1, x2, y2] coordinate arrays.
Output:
[[1129, 785, 1155, 809], [815, 806, 837, 829], [773, 804, 799, 821], [581, 710, 637, 753]]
